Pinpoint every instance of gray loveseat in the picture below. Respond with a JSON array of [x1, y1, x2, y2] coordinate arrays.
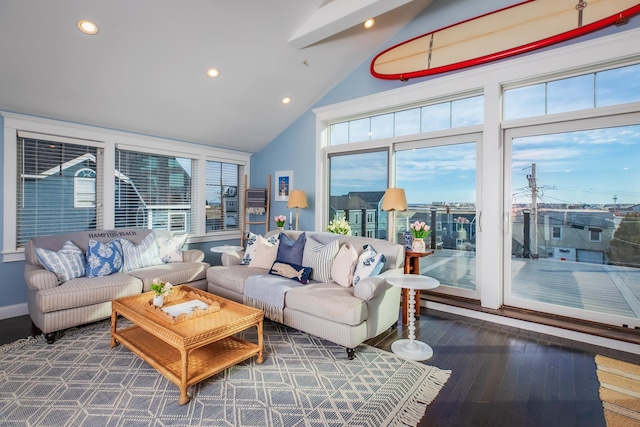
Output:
[[24, 228, 209, 343], [207, 230, 403, 359]]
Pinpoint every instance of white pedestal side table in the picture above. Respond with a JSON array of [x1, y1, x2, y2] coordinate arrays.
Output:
[[209, 245, 244, 253], [386, 274, 440, 361]]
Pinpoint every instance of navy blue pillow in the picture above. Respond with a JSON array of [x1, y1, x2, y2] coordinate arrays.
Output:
[[276, 232, 306, 265], [269, 260, 312, 284]]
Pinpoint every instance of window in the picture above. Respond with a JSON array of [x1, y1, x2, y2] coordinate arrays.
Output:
[[16, 134, 101, 248], [74, 168, 96, 208], [328, 95, 483, 145], [552, 226, 562, 239], [115, 149, 193, 232], [503, 63, 640, 120], [589, 228, 602, 242], [205, 161, 242, 232]]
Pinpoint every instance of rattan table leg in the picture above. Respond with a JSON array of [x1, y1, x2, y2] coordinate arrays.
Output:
[[179, 349, 191, 405], [256, 319, 264, 364], [109, 309, 118, 348]]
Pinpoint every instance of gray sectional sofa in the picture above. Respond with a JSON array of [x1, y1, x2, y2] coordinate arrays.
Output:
[[24, 228, 209, 343], [207, 230, 404, 359]]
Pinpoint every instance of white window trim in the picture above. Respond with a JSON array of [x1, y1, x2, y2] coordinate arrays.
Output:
[[313, 27, 640, 311], [2, 112, 251, 261]]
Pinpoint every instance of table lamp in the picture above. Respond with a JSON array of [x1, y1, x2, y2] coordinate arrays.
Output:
[[287, 189, 308, 230], [381, 188, 407, 242]]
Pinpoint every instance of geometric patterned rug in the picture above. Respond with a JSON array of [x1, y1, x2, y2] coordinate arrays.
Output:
[[0, 319, 450, 427]]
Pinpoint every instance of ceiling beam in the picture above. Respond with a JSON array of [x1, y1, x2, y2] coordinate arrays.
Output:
[[288, 0, 416, 49]]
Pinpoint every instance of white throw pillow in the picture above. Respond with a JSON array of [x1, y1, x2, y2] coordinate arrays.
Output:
[[331, 244, 358, 287], [248, 235, 280, 269], [156, 234, 188, 263], [242, 232, 279, 265], [302, 237, 339, 283], [353, 245, 386, 285]]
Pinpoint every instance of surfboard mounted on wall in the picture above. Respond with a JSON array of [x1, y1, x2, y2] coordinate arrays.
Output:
[[370, 0, 640, 81]]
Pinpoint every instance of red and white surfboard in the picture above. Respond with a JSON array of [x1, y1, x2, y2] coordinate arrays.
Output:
[[371, 0, 640, 81]]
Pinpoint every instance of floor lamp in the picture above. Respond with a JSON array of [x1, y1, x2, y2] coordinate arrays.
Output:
[[287, 189, 308, 230], [382, 188, 407, 242]]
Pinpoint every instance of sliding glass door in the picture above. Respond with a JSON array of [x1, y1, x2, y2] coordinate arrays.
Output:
[[504, 117, 640, 327]]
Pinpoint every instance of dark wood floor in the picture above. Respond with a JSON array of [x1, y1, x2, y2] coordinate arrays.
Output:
[[2, 310, 637, 427]]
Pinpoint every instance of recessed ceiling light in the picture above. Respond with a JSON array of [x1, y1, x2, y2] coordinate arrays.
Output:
[[206, 68, 220, 78], [281, 97, 291, 104], [364, 18, 375, 29], [77, 20, 99, 35]]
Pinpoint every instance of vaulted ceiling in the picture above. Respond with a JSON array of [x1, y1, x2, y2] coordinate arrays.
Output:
[[0, 0, 435, 152]]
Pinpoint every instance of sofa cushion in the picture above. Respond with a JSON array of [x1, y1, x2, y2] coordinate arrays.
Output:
[[331, 243, 358, 288], [353, 245, 386, 285], [36, 241, 86, 281], [269, 260, 312, 284], [120, 233, 163, 272], [35, 272, 142, 313], [207, 265, 268, 296], [156, 234, 188, 263], [126, 261, 210, 292], [302, 237, 339, 283], [276, 232, 306, 265], [285, 282, 367, 326], [85, 239, 123, 278]]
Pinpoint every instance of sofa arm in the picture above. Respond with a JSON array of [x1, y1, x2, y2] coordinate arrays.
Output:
[[24, 263, 59, 291], [221, 251, 244, 266], [353, 268, 404, 300], [182, 249, 205, 263]]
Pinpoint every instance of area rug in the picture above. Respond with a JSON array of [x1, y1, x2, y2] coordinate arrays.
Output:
[[0, 320, 450, 427], [595, 355, 640, 427]]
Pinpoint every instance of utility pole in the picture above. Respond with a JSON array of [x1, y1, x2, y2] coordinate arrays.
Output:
[[527, 163, 538, 258]]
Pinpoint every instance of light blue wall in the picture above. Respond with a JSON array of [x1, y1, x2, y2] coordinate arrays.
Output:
[[251, 0, 640, 233], [1, 0, 638, 315]]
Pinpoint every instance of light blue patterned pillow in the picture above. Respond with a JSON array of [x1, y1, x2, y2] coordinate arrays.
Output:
[[242, 232, 279, 265], [85, 239, 123, 277], [120, 233, 163, 272], [353, 245, 386, 285], [302, 237, 339, 282], [156, 234, 188, 263], [36, 240, 85, 281]]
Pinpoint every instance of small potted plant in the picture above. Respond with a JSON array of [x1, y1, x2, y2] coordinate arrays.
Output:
[[409, 221, 431, 252], [274, 215, 286, 230], [151, 279, 173, 307]]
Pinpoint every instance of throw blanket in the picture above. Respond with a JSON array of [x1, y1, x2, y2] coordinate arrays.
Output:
[[243, 274, 302, 322], [246, 189, 267, 214]]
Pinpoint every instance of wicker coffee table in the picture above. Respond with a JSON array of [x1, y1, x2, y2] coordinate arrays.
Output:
[[110, 285, 264, 405]]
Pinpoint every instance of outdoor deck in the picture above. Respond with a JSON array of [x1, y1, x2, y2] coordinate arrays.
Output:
[[418, 249, 640, 322]]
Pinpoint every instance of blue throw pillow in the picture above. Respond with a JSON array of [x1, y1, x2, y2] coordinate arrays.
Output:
[[269, 260, 312, 284], [36, 240, 85, 281], [85, 239, 123, 277], [276, 232, 306, 266]]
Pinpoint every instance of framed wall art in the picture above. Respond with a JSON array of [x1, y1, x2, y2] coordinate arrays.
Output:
[[275, 170, 292, 202]]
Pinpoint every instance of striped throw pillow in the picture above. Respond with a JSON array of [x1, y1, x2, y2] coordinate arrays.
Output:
[[302, 237, 339, 282]]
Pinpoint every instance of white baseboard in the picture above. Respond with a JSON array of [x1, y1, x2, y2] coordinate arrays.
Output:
[[424, 300, 640, 356], [0, 303, 28, 320]]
